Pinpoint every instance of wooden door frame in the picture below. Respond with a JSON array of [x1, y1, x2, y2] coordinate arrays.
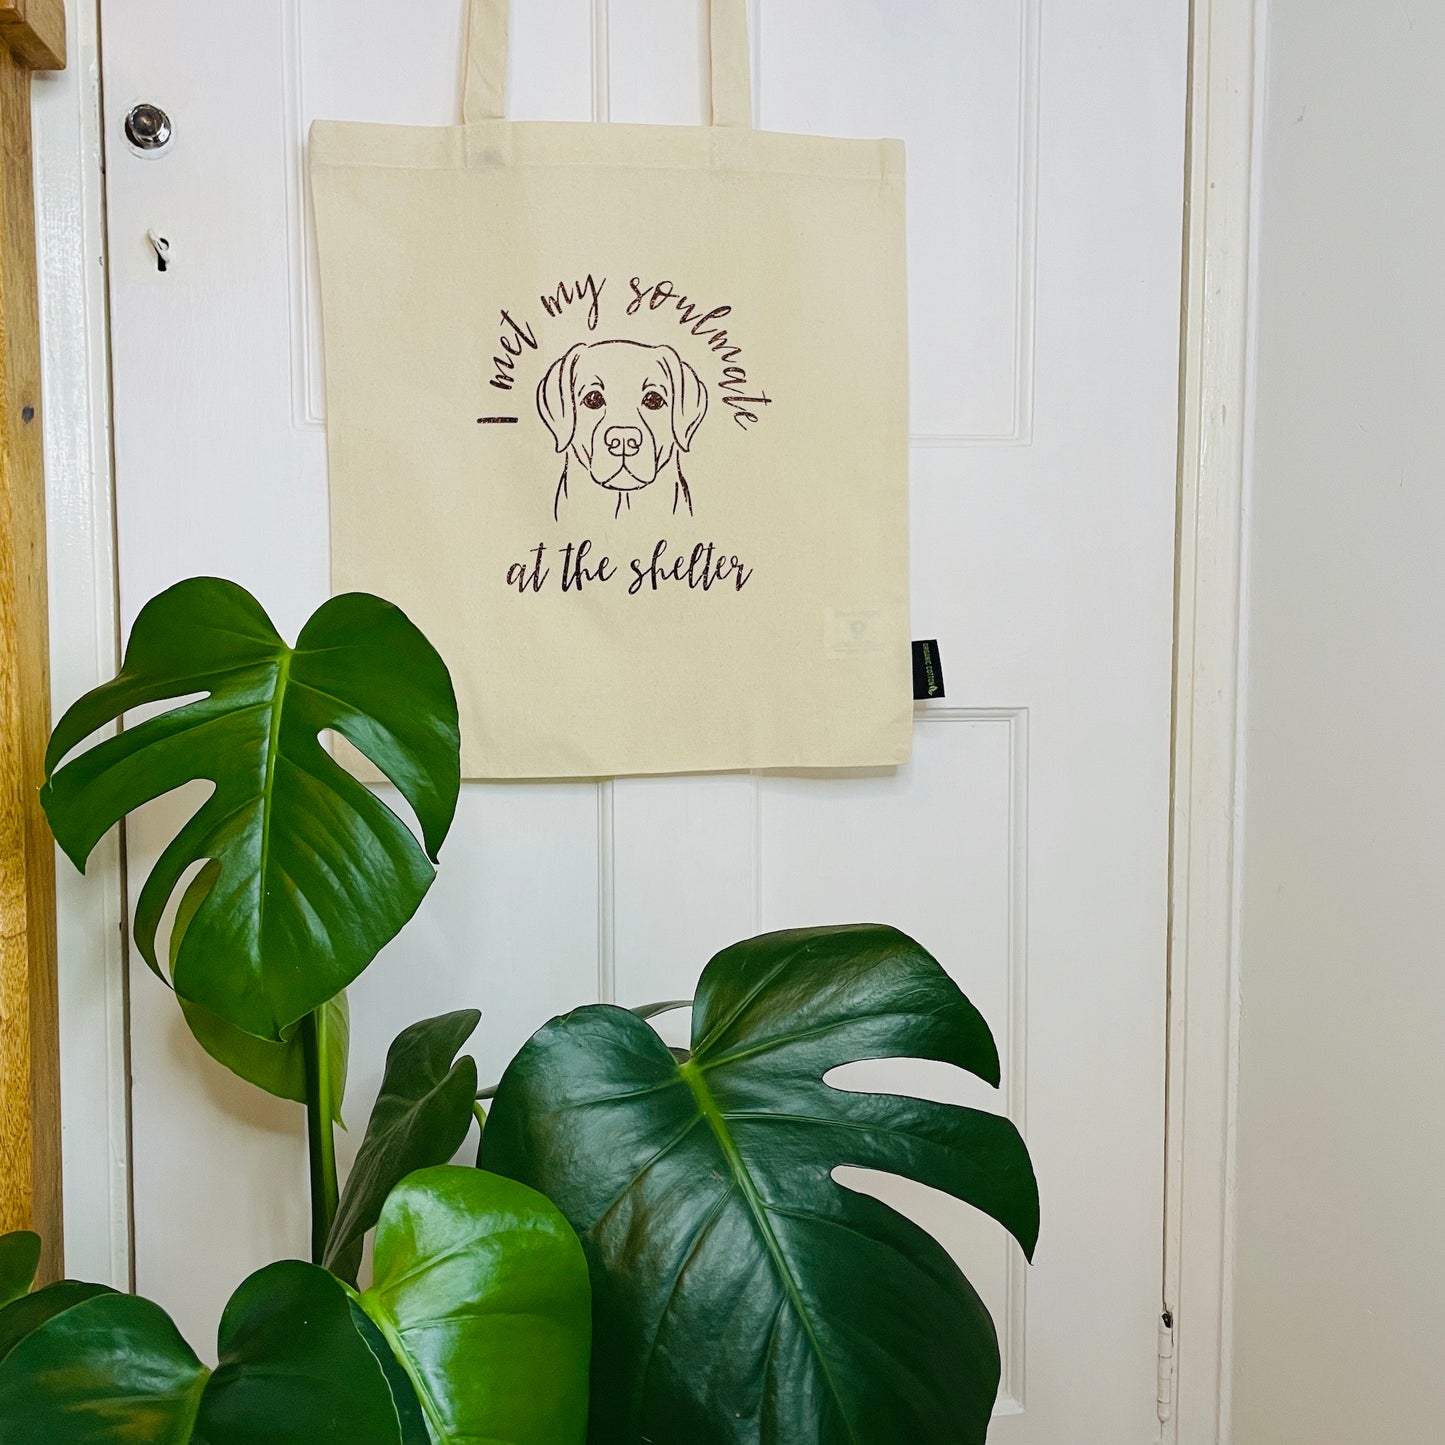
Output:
[[0, 0, 65, 1281]]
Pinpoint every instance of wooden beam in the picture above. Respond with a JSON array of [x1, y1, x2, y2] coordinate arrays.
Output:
[[0, 0, 65, 72], [0, 11, 65, 1281]]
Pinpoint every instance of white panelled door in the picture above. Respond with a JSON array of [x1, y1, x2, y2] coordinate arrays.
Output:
[[96, 2, 1186, 1438]]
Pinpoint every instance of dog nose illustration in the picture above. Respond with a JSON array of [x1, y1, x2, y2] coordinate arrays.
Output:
[[604, 425, 643, 458]]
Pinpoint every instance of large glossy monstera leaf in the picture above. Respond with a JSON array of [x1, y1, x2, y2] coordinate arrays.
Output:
[[41, 578, 460, 1041], [481, 924, 1040, 1445]]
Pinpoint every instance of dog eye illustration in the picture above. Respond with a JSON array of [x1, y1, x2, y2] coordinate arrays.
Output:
[[641, 389, 667, 411], [582, 388, 606, 409]]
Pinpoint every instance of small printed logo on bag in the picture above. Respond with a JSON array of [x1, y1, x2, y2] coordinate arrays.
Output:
[[826, 610, 885, 658]]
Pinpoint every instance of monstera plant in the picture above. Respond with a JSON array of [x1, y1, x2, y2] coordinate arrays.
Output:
[[0, 575, 1039, 1445], [482, 925, 1038, 1442]]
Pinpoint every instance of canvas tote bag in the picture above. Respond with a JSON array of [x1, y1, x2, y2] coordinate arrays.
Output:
[[310, 0, 910, 779]]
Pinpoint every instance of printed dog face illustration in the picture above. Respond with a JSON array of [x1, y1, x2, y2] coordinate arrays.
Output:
[[537, 340, 708, 517]]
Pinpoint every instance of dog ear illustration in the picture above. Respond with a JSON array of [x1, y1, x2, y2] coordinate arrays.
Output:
[[657, 345, 709, 451], [536, 342, 587, 453]]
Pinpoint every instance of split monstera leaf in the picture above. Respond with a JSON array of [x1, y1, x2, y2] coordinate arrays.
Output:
[[481, 924, 1039, 1445], [41, 575, 461, 1048]]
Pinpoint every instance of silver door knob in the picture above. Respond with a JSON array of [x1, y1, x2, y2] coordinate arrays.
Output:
[[125, 103, 172, 151]]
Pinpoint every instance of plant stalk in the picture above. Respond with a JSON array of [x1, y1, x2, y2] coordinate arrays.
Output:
[[301, 1006, 339, 1264]]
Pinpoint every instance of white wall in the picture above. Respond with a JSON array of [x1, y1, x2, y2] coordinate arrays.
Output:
[[1231, 3, 1445, 1439]]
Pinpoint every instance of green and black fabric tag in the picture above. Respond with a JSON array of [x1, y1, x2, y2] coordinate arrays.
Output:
[[911, 639, 944, 700]]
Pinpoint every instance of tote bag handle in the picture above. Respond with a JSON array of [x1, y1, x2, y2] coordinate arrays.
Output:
[[464, 0, 753, 128]]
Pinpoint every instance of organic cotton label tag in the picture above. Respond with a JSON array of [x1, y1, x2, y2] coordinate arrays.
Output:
[[911, 639, 944, 700]]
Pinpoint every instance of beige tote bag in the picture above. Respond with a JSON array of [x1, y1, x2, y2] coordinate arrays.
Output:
[[310, 0, 910, 779]]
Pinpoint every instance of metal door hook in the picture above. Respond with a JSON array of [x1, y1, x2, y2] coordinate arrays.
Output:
[[146, 229, 172, 273]]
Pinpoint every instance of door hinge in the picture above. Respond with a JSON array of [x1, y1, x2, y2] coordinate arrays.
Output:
[[1156, 1309, 1176, 1426]]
